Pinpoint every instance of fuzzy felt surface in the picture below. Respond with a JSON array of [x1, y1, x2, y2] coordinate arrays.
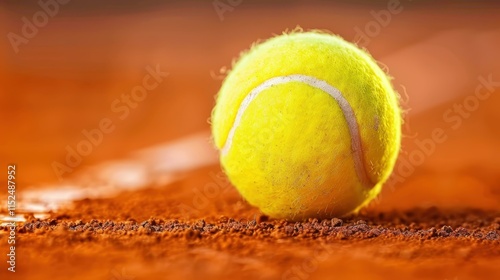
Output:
[[211, 31, 401, 220]]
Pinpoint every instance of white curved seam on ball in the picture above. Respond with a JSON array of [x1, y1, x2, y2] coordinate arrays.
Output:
[[221, 74, 372, 188]]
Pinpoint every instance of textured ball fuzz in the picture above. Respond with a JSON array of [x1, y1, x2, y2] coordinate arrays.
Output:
[[211, 31, 401, 220]]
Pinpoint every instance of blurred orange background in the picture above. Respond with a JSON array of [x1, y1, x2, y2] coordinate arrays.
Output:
[[1, 0, 499, 211]]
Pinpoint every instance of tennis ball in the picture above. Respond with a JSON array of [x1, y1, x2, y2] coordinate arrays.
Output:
[[211, 31, 401, 220]]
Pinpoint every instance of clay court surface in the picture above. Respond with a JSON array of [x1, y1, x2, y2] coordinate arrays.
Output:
[[1, 1, 500, 279]]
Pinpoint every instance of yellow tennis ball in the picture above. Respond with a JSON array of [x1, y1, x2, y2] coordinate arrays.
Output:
[[211, 31, 401, 220]]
